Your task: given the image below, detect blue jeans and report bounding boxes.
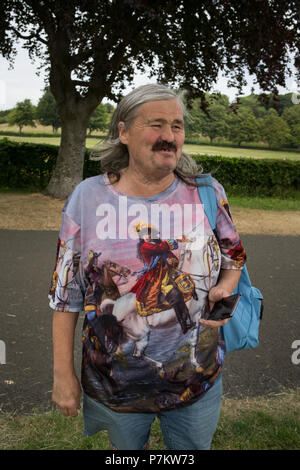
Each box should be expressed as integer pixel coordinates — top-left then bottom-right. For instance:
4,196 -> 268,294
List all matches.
82,374 -> 222,450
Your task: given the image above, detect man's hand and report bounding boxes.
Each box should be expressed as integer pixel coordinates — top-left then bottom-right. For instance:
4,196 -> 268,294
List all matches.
52,372 -> 82,417
199,269 -> 241,328
199,285 -> 231,329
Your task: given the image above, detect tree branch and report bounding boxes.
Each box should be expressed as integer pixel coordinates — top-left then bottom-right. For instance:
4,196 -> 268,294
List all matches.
73,80 -> 90,87
11,25 -> 48,45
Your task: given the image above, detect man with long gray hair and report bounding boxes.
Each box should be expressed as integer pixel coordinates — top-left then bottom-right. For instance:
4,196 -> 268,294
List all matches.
49,83 -> 246,450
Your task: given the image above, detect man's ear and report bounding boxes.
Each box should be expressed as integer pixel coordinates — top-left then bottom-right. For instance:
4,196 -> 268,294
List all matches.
118,121 -> 128,145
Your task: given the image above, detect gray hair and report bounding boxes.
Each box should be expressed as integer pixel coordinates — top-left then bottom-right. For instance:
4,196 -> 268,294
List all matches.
90,83 -> 204,185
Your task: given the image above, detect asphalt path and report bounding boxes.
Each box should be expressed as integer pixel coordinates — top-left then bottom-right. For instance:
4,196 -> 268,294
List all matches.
0,230 -> 299,414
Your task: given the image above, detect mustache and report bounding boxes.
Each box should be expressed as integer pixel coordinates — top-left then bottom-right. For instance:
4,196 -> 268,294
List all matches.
152,139 -> 177,153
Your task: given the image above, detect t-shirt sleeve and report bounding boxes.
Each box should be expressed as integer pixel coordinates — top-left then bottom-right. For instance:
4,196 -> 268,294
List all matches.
48,196 -> 86,312
212,177 -> 247,270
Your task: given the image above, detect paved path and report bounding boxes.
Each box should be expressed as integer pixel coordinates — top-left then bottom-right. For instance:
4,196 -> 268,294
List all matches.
0,230 -> 299,414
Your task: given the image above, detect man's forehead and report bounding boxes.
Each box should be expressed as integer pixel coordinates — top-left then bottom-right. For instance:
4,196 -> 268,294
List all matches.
137,99 -> 184,121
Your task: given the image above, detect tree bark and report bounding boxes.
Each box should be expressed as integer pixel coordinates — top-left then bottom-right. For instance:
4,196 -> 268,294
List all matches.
45,113 -> 89,199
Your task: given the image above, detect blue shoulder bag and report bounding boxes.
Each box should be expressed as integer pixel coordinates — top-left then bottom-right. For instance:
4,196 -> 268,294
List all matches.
196,175 -> 264,353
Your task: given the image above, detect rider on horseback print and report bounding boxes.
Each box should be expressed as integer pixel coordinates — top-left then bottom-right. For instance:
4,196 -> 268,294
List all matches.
130,222 -> 197,334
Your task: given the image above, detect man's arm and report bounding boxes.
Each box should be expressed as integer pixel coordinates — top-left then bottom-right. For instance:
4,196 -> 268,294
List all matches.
211,268 -> 242,297
52,310 -> 82,417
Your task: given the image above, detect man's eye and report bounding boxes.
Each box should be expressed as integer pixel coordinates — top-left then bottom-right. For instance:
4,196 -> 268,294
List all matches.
151,124 -> 161,128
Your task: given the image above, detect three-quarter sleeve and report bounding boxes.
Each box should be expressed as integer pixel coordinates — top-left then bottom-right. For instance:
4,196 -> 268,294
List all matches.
213,178 -> 247,270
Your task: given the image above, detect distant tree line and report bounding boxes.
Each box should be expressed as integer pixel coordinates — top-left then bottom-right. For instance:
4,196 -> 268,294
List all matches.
184,92 -> 300,148
0,88 -> 114,135
1,88 -> 299,149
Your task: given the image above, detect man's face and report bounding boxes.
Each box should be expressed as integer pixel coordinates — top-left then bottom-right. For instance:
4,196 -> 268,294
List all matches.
118,99 -> 185,175
142,233 -> 152,242
141,229 -> 159,242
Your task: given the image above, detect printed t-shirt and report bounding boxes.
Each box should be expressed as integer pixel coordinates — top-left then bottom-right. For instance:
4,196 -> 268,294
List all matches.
48,173 -> 246,413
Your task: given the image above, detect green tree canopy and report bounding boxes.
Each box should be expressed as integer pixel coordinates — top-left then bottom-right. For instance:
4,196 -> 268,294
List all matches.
0,109 -> 10,124
227,107 -> 261,146
7,99 -> 36,134
88,103 -> 109,135
185,94 -> 230,142
257,92 -> 296,115
1,1 -> 299,197
282,105 -> 300,147
237,95 -> 269,118
36,88 -> 61,133
259,109 -> 292,147
201,103 -> 229,143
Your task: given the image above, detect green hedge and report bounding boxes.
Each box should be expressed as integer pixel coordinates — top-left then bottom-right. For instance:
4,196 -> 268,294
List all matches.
194,155 -> 300,197
0,130 -> 102,139
0,139 -> 60,189
1,138 -> 300,197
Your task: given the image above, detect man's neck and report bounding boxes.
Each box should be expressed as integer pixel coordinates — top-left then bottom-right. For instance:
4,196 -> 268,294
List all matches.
109,167 -> 176,197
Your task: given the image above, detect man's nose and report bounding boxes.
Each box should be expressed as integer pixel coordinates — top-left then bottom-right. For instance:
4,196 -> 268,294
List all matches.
161,125 -> 175,142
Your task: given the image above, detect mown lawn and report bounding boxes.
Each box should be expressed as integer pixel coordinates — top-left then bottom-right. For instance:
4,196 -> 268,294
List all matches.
0,389 -> 299,450
184,144 -> 300,161
1,134 -> 300,161
227,195 -> 300,211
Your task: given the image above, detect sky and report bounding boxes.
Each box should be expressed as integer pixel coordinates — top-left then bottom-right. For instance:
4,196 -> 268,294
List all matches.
0,44 -> 299,111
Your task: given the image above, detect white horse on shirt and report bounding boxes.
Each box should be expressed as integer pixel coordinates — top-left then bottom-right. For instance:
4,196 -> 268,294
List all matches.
100,234 -> 220,372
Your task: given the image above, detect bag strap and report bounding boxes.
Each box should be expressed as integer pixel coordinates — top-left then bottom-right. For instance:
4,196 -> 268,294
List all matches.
196,174 -> 217,229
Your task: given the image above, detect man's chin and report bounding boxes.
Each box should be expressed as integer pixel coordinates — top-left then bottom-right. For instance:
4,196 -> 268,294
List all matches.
153,155 -> 178,172
154,164 -> 177,175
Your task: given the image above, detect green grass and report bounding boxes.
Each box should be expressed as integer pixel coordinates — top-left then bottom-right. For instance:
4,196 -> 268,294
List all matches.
0,186 -> 39,194
1,389 -> 299,450
1,134 -> 300,160
227,195 -> 300,211
1,188 -> 299,211
213,410 -> 300,450
0,135 -> 101,149
1,189 -> 300,211
184,144 -> 300,161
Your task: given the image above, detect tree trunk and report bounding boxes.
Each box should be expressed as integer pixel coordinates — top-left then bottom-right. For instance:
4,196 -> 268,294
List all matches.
45,114 -> 89,199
